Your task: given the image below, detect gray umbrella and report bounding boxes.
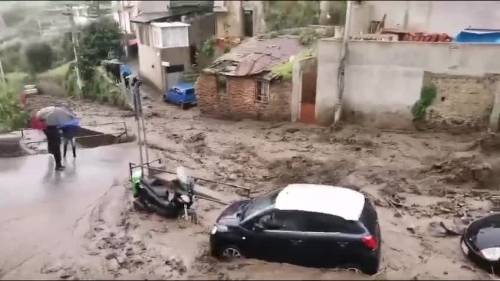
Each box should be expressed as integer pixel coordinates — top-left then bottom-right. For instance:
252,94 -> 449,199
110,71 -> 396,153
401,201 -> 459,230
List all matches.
36,106 -> 76,126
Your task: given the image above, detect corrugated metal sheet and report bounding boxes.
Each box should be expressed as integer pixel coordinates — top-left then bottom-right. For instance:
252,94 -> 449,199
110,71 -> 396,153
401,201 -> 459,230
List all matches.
207,37 -> 304,77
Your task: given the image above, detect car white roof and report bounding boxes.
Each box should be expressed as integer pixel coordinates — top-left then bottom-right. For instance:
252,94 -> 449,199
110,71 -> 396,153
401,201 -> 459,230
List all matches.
274,184 -> 366,221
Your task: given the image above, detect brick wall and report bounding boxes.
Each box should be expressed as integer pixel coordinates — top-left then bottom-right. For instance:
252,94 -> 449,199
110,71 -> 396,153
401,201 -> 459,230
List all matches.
197,73 -> 292,121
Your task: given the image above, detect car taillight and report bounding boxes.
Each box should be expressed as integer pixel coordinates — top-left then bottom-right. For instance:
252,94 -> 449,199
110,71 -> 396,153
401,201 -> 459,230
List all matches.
362,235 -> 378,250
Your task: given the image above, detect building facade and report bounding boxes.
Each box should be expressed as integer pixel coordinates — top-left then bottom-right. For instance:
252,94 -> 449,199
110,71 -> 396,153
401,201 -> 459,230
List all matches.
349,1 -> 500,37
130,2 -> 215,93
197,37 -> 304,121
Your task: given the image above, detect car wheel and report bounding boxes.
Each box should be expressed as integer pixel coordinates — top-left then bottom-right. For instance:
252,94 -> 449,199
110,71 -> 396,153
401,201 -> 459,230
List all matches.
220,245 -> 242,260
181,103 -> 186,110
360,259 -> 379,275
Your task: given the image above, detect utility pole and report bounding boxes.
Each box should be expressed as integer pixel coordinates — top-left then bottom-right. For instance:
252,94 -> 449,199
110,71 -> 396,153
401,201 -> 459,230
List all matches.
63,4 -> 83,91
0,59 -> 5,85
333,0 -> 352,126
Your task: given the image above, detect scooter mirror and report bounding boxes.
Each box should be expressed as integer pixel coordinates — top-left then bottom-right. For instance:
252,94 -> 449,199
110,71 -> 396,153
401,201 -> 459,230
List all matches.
176,166 -> 193,187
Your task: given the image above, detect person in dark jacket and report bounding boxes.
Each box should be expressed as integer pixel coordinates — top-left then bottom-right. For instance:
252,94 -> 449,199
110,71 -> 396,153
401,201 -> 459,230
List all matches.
35,106 -> 77,171
44,125 -> 64,170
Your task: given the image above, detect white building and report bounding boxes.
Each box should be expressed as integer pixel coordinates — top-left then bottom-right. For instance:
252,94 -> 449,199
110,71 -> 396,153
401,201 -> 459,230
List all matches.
350,1 -> 500,37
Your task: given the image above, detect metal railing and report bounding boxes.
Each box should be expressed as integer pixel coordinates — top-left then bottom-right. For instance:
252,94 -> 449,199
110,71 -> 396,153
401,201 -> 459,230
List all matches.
20,121 -> 129,145
129,159 -> 252,198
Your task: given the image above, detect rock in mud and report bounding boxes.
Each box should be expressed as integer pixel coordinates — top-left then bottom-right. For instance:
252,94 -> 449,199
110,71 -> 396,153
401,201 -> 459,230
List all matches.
285,128 -> 300,134
185,132 -> 206,143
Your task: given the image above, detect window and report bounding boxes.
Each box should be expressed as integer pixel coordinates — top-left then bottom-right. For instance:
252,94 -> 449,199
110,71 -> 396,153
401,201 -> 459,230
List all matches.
217,75 -> 227,95
252,210 -> 304,231
166,64 -> 185,73
302,212 -> 364,234
255,80 -> 269,103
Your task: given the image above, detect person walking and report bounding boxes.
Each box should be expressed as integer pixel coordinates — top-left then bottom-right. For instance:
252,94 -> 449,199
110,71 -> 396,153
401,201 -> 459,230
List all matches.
35,106 -> 77,171
60,119 -> 80,158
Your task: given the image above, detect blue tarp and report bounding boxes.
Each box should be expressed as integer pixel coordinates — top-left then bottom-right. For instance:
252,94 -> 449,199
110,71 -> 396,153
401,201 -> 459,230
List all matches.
455,28 -> 500,43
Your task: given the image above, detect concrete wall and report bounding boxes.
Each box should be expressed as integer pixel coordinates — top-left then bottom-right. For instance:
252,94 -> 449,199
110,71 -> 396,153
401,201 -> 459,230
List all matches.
316,39 -> 500,129
354,1 -> 500,36
161,47 -> 191,91
243,1 -> 266,35
139,44 -> 191,92
138,44 -> 164,91
137,1 -> 169,14
188,13 -> 216,48
197,73 -> 291,121
216,1 -> 244,38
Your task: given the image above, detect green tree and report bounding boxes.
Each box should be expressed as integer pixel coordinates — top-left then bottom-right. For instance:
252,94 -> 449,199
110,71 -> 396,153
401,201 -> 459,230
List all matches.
77,17 -> 123,81
265,1 -> 321,31
25,42 -> 54,74
0,84 -> 29,132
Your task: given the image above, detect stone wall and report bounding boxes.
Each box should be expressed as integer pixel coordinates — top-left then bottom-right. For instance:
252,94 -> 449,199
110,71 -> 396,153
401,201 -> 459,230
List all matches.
424,72 -> 496,131
197,73 -> 291,121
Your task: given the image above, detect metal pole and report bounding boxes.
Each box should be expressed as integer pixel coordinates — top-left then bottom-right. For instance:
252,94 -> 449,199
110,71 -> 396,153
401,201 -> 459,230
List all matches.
132,80 -> 144,174
65,5 -> 83,91
0,59 -> 5,85
333,0 -> 352,126
137,84 -> 150,166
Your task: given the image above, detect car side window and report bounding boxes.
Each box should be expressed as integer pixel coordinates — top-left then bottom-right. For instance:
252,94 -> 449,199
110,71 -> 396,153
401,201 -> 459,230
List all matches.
255,211 -> 283,230
303,212 -> 364,234
254,210 -> 306,232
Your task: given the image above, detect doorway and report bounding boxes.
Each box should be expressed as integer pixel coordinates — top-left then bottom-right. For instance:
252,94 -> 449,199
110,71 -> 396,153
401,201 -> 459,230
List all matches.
244,10 -> 253,37
299,66 -> 317,124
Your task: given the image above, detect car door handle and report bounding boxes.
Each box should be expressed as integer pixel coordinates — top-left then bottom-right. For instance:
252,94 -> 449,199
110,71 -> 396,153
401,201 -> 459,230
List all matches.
290,239 -> 303,245
337,241 -> 349,247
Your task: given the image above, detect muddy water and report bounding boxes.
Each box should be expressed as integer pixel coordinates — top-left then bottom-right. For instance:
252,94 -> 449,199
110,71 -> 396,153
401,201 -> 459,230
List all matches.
0,143 -> 138,279
8,88 -> 498,280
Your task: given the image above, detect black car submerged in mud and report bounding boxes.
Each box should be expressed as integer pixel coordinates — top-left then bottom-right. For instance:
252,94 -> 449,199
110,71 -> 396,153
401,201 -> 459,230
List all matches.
461,213 -> 500,275
210,184 -> 381,275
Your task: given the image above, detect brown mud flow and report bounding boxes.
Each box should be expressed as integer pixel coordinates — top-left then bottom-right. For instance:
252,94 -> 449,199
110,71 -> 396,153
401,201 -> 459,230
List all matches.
3,86 -> 499,279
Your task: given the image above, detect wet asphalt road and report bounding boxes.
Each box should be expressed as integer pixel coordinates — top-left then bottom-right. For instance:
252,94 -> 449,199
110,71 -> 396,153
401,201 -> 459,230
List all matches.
0,143 -> 138,279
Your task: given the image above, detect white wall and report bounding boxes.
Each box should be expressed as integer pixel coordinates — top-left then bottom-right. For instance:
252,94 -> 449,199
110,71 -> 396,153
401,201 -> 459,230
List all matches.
216,0 -> 244,38
137,1 -> 169,14
356,1 -> 500,36
316,39 -> 500,128
138,44 -> 163,91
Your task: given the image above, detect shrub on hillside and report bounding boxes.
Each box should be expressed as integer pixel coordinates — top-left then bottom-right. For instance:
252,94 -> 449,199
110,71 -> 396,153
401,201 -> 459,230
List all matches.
25,42 -> 54,74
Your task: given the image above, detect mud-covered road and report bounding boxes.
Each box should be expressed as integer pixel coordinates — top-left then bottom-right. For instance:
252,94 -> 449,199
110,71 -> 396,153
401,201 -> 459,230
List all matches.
3,87 -> 500,280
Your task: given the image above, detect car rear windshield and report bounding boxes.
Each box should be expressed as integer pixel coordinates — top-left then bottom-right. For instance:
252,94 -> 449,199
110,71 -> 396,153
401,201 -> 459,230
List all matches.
185,89 -> 194,95
359,199 -> 378,235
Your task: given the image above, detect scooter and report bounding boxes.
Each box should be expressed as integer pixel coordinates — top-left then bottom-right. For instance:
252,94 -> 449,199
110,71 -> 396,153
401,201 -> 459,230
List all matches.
131,166 -> 198,223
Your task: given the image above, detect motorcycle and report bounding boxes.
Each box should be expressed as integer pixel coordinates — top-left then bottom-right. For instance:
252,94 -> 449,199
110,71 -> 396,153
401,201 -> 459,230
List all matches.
131,166 -> 198,223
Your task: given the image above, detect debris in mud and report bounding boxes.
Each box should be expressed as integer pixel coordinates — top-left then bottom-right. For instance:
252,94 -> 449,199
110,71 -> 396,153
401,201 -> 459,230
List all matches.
427,221 -> 463,237
267,156 -> 354,186
164,258 -> 187,275
424,152 -> 493,187
285,128 -> 300,134
324,134 -> 378,148
185,132 -> 206,143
